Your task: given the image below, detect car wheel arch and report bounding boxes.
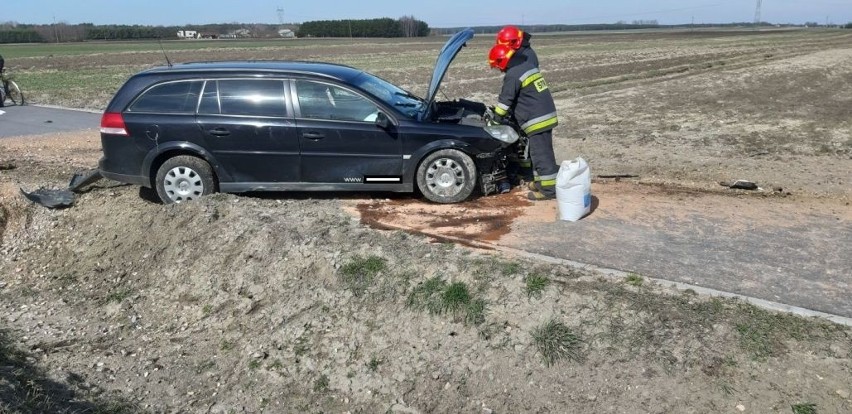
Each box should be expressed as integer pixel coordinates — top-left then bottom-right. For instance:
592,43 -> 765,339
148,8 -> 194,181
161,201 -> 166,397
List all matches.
143,143 -> 227,187
405,139 -> 480,181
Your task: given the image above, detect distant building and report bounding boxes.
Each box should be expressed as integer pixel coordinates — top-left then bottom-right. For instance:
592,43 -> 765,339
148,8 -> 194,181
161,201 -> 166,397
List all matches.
278,29 -> 295,38
233,28 -> 252,38
176,30 -> 198,39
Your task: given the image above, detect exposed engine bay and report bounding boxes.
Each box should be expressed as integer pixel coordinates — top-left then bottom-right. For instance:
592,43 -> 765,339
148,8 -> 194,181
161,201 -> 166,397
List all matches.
431,98 -> 489,126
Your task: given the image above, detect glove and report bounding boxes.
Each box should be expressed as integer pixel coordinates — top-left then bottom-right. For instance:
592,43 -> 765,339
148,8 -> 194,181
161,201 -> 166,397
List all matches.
485,106 -> 506,126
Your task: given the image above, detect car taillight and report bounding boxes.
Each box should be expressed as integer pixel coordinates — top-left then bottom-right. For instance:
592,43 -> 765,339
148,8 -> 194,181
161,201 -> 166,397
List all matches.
100,112 -> 129,136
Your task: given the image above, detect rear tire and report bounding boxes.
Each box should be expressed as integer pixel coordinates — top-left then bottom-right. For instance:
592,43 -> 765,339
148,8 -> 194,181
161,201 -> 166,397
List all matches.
416,149 -> 477,204
155,155 -> 216,204
6,81 -> 23,106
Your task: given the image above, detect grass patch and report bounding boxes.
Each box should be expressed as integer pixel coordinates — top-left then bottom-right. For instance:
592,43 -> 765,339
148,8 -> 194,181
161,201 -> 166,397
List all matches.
195,360 -> 216,374
407,276 -> 447,315
104,288 -> 133,304
313,374 -> 330,393
294,337 -> 310,357
730,304 -> 838,360
339,255 -> 387,296
499,260 -> 522,276
791,403 -> 817,414
581,277 -> 847,368
407,277 -> 486,325
532,319 -> 583,366
267,359 -> 283,371
525,274 -> 549,298
442,282 -> 472,313
625,273 -> 643,286
367,356 -> 383,372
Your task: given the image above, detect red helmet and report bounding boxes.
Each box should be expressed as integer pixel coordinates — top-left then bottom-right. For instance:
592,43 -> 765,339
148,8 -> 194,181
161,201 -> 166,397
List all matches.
488,44 -> 515,71
496,25 -> 524,50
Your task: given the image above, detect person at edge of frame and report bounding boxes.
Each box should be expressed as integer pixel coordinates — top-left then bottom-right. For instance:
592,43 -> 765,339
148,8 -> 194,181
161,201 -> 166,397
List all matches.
0,53 -> 5,107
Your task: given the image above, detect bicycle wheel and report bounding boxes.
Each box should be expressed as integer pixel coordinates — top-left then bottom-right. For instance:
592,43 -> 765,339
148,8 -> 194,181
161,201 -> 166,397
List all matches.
7,81 -> 24,106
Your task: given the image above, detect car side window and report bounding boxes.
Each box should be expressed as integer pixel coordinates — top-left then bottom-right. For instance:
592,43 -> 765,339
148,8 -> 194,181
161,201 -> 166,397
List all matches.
129,81 -> 203,113
295,80 -> 378,122
199,79 -> 288,117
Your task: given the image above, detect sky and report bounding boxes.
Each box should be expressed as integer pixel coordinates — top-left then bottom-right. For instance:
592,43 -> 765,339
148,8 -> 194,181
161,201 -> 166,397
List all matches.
5,0 -> 852,27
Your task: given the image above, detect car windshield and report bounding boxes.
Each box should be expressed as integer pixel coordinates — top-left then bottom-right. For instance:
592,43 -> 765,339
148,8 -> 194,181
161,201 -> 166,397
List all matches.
351,72 -> 424,118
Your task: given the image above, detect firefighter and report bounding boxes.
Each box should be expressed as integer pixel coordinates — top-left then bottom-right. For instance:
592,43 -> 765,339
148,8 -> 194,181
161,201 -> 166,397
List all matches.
496,26 -> 539,186
488,43 -> 559,201
496,25 -> 538,67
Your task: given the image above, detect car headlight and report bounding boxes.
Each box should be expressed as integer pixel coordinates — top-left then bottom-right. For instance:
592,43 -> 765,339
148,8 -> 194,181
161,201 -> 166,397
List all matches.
484,124 -> 519,144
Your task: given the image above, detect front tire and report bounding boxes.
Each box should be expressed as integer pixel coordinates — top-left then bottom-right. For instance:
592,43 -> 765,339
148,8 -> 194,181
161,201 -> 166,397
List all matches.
416,149 -> 477,204
155,155 -> 216,204
6,81 -> 23,106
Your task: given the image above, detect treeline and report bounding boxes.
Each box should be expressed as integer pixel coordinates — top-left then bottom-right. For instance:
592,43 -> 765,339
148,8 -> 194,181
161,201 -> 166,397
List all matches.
85,25 -> 176,40
0,22 -> 297,43
0,29 -> 44,43
297,17 -> 429,38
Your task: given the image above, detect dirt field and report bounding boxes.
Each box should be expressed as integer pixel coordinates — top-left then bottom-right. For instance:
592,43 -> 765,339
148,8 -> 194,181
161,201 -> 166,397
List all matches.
1,29 -> 851,413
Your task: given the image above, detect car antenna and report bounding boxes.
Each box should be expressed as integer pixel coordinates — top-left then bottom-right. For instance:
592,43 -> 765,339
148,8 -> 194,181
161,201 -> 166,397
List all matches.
157,37 -> 173,68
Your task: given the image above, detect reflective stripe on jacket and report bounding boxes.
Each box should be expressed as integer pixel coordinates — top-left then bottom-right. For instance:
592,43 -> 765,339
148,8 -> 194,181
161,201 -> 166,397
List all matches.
494,54 -> 558,135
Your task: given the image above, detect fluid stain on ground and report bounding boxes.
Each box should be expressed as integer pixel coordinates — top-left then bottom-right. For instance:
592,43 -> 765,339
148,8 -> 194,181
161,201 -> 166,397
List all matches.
355,192 -> 532,245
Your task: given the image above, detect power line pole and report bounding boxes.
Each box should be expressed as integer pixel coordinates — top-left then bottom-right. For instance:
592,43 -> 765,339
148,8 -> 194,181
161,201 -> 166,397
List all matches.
754,0 -> 763,29
52,15 -> 59,43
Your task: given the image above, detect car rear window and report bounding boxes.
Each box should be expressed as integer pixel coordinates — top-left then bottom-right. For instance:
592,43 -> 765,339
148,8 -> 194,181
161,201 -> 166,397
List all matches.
199,79 -> 288,118
129,81 -> 203,113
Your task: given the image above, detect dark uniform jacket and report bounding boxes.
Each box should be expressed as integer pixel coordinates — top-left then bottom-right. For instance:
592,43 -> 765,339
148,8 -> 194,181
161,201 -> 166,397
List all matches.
518,32 -> 539,67
493,53 -> 558,136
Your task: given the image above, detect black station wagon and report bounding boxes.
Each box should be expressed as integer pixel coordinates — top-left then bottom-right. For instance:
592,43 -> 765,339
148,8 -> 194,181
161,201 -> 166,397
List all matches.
98,29 -> 523,204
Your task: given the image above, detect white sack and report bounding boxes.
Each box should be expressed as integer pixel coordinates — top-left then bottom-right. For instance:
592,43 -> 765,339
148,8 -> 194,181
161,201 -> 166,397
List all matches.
555,157 -> 591,221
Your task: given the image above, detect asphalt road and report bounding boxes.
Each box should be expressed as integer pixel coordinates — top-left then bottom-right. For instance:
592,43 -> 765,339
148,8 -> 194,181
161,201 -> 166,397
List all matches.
0,105 -> 101,138
502,188 -> 852,320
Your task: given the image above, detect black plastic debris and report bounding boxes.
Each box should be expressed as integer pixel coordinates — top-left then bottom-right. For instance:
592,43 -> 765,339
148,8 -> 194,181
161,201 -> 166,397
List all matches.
68,169 -> 102,192
20,169 -> 103,209
720,180 -> 759,190
20,187 -> 76,209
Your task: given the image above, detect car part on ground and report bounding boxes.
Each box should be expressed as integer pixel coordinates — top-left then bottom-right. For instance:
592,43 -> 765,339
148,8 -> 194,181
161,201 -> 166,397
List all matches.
20,169 -> 103,209
19,187 -> 75,208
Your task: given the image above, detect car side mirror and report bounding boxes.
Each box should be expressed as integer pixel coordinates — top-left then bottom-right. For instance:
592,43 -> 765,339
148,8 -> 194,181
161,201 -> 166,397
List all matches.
375,112 -> 392,129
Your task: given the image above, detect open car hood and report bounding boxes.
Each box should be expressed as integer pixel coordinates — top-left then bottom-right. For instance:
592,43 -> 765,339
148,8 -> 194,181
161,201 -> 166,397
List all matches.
424,28 -> 474,108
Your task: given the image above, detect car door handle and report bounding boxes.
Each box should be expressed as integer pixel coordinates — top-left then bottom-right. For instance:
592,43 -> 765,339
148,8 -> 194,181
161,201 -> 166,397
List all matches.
208,128 -> 231,137
302,132 -> 325,140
